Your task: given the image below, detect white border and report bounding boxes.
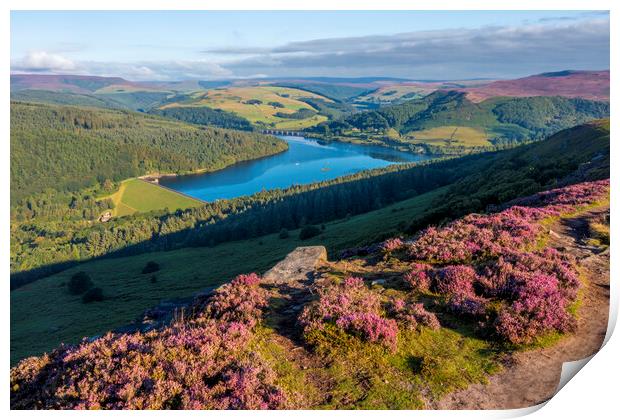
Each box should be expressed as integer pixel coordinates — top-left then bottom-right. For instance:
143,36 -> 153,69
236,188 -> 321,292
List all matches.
2,1 -> 616,418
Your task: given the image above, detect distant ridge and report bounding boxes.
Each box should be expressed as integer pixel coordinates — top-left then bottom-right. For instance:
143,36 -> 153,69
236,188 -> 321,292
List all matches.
458,70 -> 609,102
11,70 -> 610,103
10,74 -> 159,94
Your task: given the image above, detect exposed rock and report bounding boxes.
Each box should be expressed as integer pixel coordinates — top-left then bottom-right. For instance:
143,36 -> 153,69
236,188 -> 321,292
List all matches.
111,248 -> 326,336
263,246 -> 327,285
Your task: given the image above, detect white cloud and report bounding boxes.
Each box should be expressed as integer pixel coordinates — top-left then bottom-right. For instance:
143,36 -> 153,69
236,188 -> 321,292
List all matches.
10,16 -> 610,81
216,18 -> 610,79
11,54 -> 233,81
16,51 -> 76,72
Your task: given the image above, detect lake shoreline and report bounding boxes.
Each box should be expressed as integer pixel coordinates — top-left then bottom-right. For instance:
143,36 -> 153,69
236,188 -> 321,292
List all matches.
157,135 -> 435,203
139,139 -> 290,184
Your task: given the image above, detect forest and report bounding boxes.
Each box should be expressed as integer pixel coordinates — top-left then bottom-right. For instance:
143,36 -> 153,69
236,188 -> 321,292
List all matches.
10,119 -> 609,289
10,101 -> 287,203
150,106 -> 254,131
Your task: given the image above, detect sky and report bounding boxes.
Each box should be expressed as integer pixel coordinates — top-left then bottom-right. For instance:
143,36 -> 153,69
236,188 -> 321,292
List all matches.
10,10 -> 610,81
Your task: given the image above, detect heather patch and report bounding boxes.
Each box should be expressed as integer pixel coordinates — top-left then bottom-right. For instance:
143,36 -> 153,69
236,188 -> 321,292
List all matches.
494,273 -> 576,344
10,180 -> 609,409
10,273 -> 287,409
200,273 -> 268,328
380,237 -> 405,259
388,298 -> 441,331
298,277 -> 398,351
403,180 -> 608,344
403,263 -> 432,292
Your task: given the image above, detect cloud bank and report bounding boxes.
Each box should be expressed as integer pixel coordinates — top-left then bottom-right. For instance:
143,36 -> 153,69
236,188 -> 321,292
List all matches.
219,18 -> 610,79
11,55 -> 232,81
11,17 -> 609,81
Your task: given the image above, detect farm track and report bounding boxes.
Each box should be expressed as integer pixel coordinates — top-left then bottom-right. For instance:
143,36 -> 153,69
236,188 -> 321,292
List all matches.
434,207 -> 610,409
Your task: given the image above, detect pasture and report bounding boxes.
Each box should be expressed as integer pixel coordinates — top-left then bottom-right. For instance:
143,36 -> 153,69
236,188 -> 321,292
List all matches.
106,178 -> 203,217
405,126 -> 492,148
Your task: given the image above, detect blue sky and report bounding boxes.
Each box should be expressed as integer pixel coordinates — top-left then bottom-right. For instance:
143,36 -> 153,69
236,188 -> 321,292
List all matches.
10,10 -> 610,80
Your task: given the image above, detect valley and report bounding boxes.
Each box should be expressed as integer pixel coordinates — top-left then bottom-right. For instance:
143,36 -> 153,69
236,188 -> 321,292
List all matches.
9,65 -> 611,410
158,135 -> 431,202
10,118 -> 610,365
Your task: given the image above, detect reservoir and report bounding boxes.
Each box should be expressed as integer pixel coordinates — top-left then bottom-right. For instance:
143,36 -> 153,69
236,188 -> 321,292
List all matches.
159,136 -> 432,202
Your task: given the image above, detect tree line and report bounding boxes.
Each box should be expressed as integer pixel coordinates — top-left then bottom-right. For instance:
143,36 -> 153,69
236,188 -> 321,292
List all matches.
10,101 -> 287,203
11,120 -> 610,289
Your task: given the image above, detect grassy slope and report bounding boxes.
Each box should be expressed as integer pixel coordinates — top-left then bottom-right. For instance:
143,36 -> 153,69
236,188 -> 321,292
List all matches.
10,119 -> 610,363
11,187 -> 444,365
404,126 -> 492,148
11,87 -> 175,112
10,89 -> 129,110
355,85 -> 431,104
160,86 -> 330,129
330,92 -> 609,154
106,178 -> 203,217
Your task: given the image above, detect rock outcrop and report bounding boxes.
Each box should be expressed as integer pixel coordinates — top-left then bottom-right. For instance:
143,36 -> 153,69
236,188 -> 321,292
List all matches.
263,246 -> 327,285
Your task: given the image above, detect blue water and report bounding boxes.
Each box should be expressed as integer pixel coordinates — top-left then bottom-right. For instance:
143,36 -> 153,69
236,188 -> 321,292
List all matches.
159,136 -> 432,202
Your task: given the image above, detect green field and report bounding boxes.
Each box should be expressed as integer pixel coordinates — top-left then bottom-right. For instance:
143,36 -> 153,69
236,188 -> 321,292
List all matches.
11,187 -> 444,364
405,126 -> 492,148
106,178 -> 203,217
160,86 -> 330,129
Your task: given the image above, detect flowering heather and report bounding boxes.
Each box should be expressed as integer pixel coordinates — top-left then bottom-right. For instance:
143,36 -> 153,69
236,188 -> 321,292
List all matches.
402,180 -> 608,343
481,249 -> 579,301
336,313 -> 399,351
433,265 -> 478,296
495,274 -> 576,344
447,293 -> 488,318
408,211 -> 544,264
403,263 -> 432,292
407,180 -> 609,267
298,277 -> 399,351
381,237 -> 405,254
214,357 -> 287,410
506,179 -> 609,212
201,273 -> 268,328
389,299 -> 441,331
11,273 -> 287,410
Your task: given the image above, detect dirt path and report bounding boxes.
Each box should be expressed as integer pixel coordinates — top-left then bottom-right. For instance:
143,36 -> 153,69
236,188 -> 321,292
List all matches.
435,208 -> 610,409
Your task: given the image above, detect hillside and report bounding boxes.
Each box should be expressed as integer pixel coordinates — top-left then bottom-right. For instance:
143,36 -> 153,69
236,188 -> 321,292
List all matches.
11,74 -> 176,111
458,70 -> 610,102
310,91 -> 609,154
10,101 -> 287,203
352,80 -> 491,107
158,86 -> 333,130
10,178 -> 610,408
269,81 -> 376,102
10,119 -> 608,288
10,89 -> 130,109
11,74 -> 135,93
10,120 -> 609,363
